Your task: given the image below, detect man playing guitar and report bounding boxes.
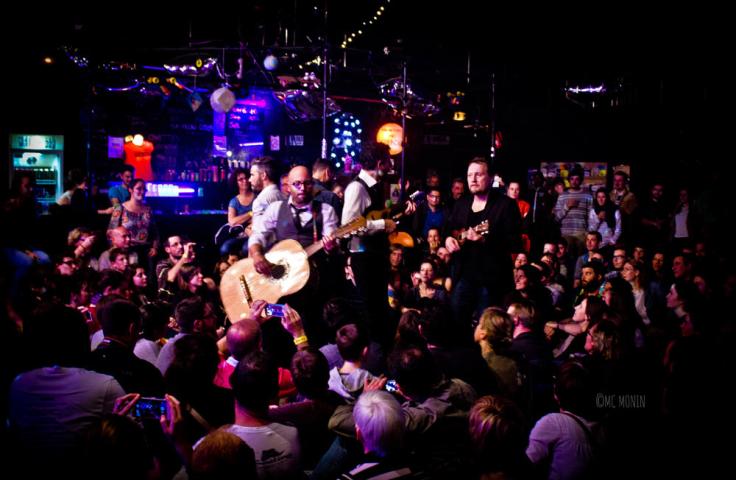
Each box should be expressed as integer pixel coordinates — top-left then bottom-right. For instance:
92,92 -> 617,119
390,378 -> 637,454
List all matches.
248,165 -> 338,275
244,165 -> 339,346
341,142 -> 415,345
445,157 -> 522,336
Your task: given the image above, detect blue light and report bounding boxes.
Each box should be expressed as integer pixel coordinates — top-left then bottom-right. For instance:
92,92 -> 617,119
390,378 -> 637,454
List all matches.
331,112 -> 363,166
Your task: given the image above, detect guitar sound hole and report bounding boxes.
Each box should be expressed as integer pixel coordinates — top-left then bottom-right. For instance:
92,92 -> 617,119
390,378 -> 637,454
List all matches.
271,264 -> 286,279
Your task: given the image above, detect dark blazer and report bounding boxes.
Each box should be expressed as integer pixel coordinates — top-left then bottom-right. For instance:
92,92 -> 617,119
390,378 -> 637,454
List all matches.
444,189 -> 523,281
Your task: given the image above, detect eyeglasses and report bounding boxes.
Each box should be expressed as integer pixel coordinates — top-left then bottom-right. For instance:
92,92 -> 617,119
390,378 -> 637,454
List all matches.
290,180 -> 313,189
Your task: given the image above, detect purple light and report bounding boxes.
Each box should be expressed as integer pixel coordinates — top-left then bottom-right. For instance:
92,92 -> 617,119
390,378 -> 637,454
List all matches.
565,85 -> 606,94
145,183 -> 197,197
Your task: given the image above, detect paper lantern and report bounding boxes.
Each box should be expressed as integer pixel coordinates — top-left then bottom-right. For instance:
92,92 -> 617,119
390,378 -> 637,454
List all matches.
376,122 -> 403,155
210,87 -> 236,113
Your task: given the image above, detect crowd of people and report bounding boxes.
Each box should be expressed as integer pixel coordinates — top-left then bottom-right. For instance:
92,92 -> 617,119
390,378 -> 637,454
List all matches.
2,147 -> 735,479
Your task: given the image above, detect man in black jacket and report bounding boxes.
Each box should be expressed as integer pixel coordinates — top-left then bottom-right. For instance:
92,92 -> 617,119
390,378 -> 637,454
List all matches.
444,158 -> 522,334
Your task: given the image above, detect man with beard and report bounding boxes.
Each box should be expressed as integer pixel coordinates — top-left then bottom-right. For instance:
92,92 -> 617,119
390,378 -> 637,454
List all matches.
342,142 -> 414,345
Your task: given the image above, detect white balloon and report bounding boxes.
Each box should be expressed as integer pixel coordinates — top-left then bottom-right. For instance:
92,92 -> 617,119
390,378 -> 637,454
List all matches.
210,87 -> 236,113
263,55 -> 278,71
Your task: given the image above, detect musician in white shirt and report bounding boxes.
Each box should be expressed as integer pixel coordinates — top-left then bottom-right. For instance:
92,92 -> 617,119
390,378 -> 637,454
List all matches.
249,166 -> 338,276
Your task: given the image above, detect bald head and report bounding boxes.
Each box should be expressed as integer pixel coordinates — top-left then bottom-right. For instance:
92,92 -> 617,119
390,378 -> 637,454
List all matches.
227,319 -> 262,360
288,165 -> 313,206
108,226 -> 131,248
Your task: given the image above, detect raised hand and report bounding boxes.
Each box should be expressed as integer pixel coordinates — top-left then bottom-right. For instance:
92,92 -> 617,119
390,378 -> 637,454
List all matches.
364,375 -> 388,392
280,304 -> 306,338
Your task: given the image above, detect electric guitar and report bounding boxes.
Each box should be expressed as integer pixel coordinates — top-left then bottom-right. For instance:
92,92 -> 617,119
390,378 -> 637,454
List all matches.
220,216 -> 367,321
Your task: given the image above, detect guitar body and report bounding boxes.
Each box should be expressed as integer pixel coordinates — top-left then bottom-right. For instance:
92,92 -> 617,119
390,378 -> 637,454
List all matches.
220,239 -> 310,321
451,220 -> 490,244
220,216 -> 367,321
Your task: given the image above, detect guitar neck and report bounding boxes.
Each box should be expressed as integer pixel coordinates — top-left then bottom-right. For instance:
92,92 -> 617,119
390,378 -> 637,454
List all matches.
303,220 -> 364,257
304,242 -> 324,257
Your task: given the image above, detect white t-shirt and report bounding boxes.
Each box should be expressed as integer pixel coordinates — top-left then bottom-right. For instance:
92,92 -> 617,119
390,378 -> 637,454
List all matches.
196,423 -> 301,479
134,338 -> 162,366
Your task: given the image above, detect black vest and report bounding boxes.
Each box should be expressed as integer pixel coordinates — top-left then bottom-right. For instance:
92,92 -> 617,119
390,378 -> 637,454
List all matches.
276,200 -> 324,248
354,176 -> 388,253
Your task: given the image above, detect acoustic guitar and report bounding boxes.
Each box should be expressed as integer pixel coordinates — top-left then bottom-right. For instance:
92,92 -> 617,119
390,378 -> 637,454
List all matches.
365,190 -> 424,221
452,219 -> 490,243
220,216 -> 367,321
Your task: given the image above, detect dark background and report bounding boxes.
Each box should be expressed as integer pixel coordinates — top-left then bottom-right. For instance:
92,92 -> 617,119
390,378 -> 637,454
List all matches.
2,2 -> 732,198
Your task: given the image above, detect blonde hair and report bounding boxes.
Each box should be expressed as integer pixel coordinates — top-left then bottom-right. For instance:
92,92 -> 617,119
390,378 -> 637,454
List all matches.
478,307 -> 514,348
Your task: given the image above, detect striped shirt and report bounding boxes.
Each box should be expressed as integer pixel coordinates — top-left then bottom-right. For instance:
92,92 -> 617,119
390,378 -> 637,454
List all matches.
554,189 -> 593,237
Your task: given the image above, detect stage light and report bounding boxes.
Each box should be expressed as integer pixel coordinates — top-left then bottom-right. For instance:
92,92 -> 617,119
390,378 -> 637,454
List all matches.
376,122 -> 403,155
331,113 -> 363,169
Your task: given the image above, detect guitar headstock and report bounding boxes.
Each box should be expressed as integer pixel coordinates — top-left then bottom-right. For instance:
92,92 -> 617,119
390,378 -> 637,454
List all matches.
475,220 -> 490,236
338,216 -> 368,237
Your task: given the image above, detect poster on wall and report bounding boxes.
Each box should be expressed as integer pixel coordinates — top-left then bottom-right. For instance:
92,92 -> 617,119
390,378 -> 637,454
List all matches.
538,162 -> 609,192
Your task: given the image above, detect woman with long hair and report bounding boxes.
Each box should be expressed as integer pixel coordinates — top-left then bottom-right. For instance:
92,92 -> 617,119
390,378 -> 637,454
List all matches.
621,259 -> 651,327
589,187 -> 621,251
219,168 -> 254,257
474,307 -> 520,397
403,259 -> 448,311
108,179 -> 158,269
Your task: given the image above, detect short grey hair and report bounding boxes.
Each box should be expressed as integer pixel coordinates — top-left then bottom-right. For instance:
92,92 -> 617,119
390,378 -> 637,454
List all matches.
353,390 -> 405,457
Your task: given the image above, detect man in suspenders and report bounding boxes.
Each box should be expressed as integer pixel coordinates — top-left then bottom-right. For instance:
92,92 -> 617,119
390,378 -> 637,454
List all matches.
342,143 -> 414,346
